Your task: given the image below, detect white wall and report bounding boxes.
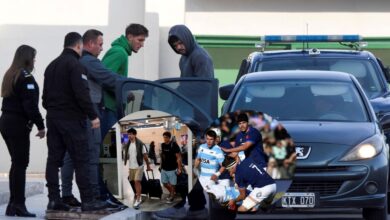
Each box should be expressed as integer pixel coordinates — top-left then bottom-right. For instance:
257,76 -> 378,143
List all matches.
146,0 -> 185,78
185,0 -> 390,36
0,0 -> 149,172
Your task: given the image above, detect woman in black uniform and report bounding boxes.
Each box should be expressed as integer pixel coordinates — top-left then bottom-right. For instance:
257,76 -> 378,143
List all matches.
0,45 -> 45,217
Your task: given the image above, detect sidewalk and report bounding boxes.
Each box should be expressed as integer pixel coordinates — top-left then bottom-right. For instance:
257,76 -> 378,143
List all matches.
0,175 -> 146,220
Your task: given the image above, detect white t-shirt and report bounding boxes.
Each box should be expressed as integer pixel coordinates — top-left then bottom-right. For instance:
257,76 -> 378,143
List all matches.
128,141 -> 147,169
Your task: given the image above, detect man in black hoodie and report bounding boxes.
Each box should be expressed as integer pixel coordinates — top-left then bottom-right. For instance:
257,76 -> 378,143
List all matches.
42,32 -> 107,212
168,25 -> 214,78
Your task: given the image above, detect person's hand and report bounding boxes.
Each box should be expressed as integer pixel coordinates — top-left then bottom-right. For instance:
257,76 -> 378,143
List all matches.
91,117 -> 100,129
36,129 -> 46,139
210,174 -> 218,182
177,167 -> 182,175
146,165 -> 152,171
228,200 -> 236,211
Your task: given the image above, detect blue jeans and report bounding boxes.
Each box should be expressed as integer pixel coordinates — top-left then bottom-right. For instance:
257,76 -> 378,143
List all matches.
100,108 -> 118,141
61,104 -> 102,197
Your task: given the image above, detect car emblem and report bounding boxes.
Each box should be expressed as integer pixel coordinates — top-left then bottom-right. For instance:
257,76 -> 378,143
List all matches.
295,146 -> 311,159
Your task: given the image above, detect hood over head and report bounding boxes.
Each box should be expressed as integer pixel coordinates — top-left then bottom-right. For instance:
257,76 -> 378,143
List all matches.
168,25 -> 196,56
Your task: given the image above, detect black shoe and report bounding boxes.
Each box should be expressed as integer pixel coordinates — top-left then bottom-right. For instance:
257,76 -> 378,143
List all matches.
5,203 -> 14,216
107,196 -> 123,205
6,203 -> 36,217
81,200 -> 109,212
62,196 -> 81,207
47,200 -> 71,211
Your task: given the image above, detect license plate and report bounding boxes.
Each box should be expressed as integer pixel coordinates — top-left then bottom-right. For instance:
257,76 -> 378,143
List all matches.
281,192 -> 315,208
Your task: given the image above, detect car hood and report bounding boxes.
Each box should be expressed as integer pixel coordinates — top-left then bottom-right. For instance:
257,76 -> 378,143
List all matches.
282,121 -> 376,145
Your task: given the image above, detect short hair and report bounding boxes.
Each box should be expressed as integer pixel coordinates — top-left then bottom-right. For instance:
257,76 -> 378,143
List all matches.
127,128 -> 137,135
237,113 -> 249,123
163,131 -> 171,138
125,23 -> 149,37
83,29 -> 103,44
206,130 -> 217,139
64,32 -> 82,48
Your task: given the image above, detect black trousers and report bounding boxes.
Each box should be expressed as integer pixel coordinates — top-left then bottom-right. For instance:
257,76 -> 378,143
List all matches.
45,118 -> 92,202
0,114 -> 31,205
174,179 -> 206,210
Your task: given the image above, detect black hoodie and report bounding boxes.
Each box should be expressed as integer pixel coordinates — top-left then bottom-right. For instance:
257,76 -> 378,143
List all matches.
168,25 -> 214,78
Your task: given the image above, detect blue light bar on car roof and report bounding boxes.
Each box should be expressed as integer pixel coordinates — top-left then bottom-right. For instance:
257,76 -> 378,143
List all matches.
263,35 -> 362,43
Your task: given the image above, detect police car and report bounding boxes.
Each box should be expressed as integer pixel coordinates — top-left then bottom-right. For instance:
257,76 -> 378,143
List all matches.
222,35 -> 390,140
218,35 -> 390,219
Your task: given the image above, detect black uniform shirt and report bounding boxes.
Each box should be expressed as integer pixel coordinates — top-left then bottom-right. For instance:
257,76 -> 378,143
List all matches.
42,48 -> 97,120
1,69 -> 45,130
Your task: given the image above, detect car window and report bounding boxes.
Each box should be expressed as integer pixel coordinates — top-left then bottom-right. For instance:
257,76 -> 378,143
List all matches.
231,80 -> 369,122
156,78 -> 219,120
117,80 -> 213,132
255,58 -> 384,99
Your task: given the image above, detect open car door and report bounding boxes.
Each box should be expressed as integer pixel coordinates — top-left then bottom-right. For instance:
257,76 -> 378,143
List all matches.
116,77 -> 218,133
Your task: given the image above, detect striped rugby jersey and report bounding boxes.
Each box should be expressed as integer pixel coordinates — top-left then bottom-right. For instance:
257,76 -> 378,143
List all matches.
196,143 -> 224,177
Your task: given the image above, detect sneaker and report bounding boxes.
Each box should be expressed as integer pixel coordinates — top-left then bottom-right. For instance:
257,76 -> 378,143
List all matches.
153,207 -> 187,219
186,208 -> 208,219
166,195 -> 175,204
133,198 -> 142,209
81,200 -> 109,212
62,195 -> 81,207
47,200 -> 71,211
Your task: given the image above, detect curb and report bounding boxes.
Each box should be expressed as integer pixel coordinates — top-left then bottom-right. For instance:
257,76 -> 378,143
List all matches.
0,181 -> 45,205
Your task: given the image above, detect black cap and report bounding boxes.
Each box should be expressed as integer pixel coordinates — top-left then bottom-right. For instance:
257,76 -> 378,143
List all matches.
237,113 -> 249,123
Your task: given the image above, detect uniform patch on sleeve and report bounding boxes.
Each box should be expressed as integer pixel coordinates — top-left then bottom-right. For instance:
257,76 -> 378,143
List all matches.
81,74 -> 88,80
27,84 -> 35,90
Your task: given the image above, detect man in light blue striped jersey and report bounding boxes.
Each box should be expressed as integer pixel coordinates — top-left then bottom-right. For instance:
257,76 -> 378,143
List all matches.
194,130 -> 225,189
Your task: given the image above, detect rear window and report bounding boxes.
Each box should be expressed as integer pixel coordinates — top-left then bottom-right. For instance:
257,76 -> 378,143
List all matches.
231,80 -> 369,122
254,58 -> 384,99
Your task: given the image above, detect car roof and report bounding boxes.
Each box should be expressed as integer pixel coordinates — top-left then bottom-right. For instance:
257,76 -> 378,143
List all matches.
243,70 -> 353,82
250,49 -> 375,60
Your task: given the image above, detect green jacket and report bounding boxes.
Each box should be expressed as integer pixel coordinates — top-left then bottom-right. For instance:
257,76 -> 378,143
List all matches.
102,35 -> 132,111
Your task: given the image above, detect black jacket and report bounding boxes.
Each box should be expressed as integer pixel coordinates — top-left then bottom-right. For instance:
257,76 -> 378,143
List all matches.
42,48 -> 97,120
1,69 -> 45,130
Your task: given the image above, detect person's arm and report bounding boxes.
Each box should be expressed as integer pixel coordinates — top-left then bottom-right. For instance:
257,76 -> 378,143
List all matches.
82,57 -> 124,91
211,148 -> 226,181
19,75 -> 45,136
194,158 -> 200,169
228,188 -> 246,210
176,153 -> 183,175
102,50 -> 127,75
69,62 -> 98,121
211,165 -> 225,182
142,144 -> 151,171
222,141 -> 253,153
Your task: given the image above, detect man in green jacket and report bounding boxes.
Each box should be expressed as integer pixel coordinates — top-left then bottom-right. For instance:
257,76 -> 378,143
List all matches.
101,23 -> 148,139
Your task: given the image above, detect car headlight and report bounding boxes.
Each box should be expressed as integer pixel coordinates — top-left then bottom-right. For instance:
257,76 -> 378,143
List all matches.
340,134 -> 384,161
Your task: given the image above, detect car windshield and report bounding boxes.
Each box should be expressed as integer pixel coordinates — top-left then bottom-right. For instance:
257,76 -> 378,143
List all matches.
255,58 -> 384,99
231,80 -> 369,122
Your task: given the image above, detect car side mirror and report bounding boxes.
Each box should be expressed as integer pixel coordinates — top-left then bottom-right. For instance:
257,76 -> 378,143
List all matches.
219,84 -> 235,100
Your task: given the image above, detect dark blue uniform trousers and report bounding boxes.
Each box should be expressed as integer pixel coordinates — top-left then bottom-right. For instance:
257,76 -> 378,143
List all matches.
45,118 -> 93,202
